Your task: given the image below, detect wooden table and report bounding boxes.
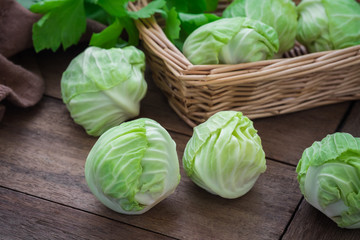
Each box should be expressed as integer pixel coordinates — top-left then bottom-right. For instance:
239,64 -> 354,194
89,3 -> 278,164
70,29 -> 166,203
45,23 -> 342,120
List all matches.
1,45 -> 359,240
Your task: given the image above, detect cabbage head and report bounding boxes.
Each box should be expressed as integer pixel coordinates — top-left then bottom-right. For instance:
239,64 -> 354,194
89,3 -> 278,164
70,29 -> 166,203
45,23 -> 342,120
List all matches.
296,0 -> 360,53
182,17 -> 279,64
85,118 -> 180,215
296,132 -> 360,229
61,46 -> 147,136
183,111 -> 266,199
223,0 -> 298,55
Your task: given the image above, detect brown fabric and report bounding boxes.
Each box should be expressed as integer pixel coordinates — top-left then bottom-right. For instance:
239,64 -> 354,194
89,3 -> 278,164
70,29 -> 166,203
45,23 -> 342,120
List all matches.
0,0 -> 105,121
0,0 -> 42,120
0,54 -> 44,108
0,0 -> 40,58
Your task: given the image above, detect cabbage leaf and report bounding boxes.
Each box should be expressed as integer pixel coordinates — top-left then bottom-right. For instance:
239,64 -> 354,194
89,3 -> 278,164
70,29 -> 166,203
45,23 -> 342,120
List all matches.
223,0 -> 298,55
61,46 -> 147,136
183,17 -> 279,64
296,132 -> 360,229
85,118 -> 180,214
296,0 -> 360,53
183,111 -> 266,199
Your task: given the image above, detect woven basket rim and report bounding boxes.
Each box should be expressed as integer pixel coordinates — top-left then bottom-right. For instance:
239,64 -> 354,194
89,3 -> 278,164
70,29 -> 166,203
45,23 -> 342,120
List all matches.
129,1 -> 360,76
129,0 -> 360,127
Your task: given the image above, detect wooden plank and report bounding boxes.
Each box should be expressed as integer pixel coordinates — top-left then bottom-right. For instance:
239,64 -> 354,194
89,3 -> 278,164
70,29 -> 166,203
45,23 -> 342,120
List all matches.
0,187 -> 173,239
254,102 -> 350,166
282,199 -> 360,240
0,97 -> 302,239
282,100 -> 360,239
341,101 -> 360,136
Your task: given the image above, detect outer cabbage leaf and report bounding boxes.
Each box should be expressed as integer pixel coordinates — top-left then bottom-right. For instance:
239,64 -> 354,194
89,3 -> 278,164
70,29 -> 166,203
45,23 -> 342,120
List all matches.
296,0 -> 360,53
296,132 -> 360,229
324,0 -> 360,49
183,111 -> 266,199
222,0 -> 297,55
85,118 -> 181,214
175,12 -> 221,50
182,17 -> 279,65
61,46 -> 147,136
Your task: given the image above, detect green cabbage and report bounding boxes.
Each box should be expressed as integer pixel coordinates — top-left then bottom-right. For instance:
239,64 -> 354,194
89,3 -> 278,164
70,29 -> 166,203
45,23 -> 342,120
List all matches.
223,0 -> 298,55
296,132 -> 360,228
85,118 -> 181,215
182,17 -> 279,64
183,111 -> 266,199
296,0 -> 360,53
61,46 -> 147,136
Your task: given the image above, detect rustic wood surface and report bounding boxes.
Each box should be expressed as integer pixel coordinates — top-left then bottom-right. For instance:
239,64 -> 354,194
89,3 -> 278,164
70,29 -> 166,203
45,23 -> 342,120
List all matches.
1,45 -> 359,239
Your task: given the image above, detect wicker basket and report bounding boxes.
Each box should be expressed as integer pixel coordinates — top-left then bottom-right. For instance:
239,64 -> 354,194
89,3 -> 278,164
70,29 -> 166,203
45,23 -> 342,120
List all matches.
129,1 -> 360,127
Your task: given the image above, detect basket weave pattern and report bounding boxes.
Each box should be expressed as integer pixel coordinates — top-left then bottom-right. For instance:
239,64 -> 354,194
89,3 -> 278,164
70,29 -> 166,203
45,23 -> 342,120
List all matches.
130,1 -> 360,127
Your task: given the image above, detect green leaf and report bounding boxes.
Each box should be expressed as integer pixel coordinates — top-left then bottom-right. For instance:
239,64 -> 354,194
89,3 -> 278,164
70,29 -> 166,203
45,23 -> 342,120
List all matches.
30,0 -> 69,13
97,0 -> 135,17
182,17 -> 279,64
179,12 -> 221,51
31,0 -> 87,52
223,0 -> 297,54
89,18 -> 124,49
324,0 -> 360,49
61,46 -> 147,136
121,17 -> 140,46
164,7 -> 181,42
204,0 -> 219,12
84,118 -> 180,214
182,111 -> 266,199
166,0 -> 218,14
84,1 -> 113,25
296,132 -> 360,229
127,0 -> 166,19
164,9 -> 220,51
165,0 -> 188,12
178,12 -> 220,37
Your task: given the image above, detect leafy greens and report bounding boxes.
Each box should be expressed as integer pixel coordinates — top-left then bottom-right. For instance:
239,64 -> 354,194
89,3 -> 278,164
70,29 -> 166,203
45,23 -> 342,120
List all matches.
27,0 -> 220,52
296,132 -> 360,229
29,0 -> 166,52
183,111 -> 266,199
182,17 -> 279,64
61,46 -> 147,136
85,118 -> 181,214
296,0 -> 360,53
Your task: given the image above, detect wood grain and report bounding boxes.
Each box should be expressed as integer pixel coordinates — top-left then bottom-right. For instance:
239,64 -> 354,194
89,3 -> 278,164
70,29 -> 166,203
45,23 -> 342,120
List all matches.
254,102 -> 350,166
0,187 -> 173,240
282,199 -> 360,240
341,101 -> 360,137
0,97 -> 302,239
